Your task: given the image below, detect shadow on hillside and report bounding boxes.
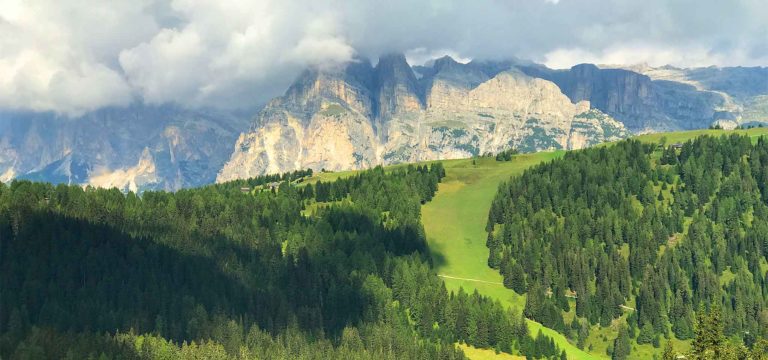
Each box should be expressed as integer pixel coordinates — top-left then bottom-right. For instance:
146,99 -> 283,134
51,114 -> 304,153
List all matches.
0,208 -> 373,353
0,210 -> 255,339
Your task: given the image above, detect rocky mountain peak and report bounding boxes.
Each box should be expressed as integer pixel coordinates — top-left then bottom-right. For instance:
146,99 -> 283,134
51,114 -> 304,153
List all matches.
424,56 -> 490,94
570,63 -> 601,76
7,52 -> 765,191
374,53 -> 424,119
432,55 -> 460,71
2,104 -> 249,191
281,58 -> 376,119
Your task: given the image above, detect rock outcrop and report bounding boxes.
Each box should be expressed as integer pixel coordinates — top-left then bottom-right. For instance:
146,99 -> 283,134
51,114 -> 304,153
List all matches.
217,55 -> 629,182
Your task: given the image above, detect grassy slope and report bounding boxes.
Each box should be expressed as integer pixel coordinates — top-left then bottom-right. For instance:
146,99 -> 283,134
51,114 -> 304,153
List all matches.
421,153 -> 600,360
421,128 -> 768,360
632,128 -> 768,144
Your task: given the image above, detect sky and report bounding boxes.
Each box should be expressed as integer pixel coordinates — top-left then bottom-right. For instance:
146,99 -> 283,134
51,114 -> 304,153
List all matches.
0,0 -> 766,116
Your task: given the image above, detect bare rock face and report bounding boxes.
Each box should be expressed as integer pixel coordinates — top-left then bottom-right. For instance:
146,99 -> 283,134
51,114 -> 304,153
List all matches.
375,53 -> 425,119
217,60 -> 380,182
518,63 -> 735,132
217,55 -> 630,181
0,105 -> 249,192
630,65 -> 768,125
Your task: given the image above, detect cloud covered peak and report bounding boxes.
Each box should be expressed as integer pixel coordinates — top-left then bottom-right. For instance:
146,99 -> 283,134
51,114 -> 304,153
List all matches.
0,0 -> 766,115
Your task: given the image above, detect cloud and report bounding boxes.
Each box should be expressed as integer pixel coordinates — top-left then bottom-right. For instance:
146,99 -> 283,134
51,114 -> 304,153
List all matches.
405,48 -> 472,66
118,0 -> 355,108
542,44 -> 735,69
0,0 -> 158,115
0,0 -> 766,114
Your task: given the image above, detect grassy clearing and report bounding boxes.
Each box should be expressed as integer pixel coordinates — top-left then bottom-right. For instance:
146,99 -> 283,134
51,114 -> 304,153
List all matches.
585,319 -> 692,360
457,343 -> 526,360
420,153 -> 602,360
423,154 -> 562,281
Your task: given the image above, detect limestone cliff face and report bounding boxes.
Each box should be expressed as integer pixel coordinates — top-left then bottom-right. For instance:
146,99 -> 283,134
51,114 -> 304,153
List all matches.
217,60 -> 380,182
375,54 -> 424,119
0,105 -> 249,191
217,55 -> 629,181
519,63 -> 731,132
630,65 -> 768,125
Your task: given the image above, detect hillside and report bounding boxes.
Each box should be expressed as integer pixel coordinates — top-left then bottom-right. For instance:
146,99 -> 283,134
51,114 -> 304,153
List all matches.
484,129 -> 768,359
1,159 -> 573,359
291,128 -> 768,359
3,128 -> 767,360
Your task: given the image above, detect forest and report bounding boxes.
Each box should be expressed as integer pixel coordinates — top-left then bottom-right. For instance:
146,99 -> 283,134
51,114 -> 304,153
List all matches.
0,163 -> 566,359
487,135 -> 768,359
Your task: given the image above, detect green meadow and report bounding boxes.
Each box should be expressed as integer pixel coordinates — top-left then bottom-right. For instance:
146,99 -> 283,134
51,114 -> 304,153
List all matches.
421,153 -> 602,360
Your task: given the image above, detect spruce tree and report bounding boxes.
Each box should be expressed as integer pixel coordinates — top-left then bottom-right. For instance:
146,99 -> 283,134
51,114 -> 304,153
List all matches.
662,341 -> 675,360
611,325 -> 631,360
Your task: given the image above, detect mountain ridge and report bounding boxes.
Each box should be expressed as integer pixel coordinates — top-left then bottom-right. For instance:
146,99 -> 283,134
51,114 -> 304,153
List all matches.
2,54 -> 768,189
216,54 -> 631,182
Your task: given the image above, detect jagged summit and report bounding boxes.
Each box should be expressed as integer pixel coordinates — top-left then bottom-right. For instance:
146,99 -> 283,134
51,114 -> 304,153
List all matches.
374,53 -> 425,118
216,53 -> 630,182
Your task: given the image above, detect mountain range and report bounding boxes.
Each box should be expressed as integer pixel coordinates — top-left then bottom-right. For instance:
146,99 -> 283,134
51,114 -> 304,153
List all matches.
0,105 -> 249,192
1,53 -> 767,190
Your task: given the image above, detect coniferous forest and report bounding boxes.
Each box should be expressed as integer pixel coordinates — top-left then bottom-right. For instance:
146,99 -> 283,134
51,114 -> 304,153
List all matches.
487,135 -> 768,359
0,164 -> 566,359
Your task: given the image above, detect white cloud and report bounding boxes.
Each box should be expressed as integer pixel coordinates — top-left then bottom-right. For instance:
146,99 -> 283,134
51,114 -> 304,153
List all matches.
0,0 -> 157,115
0,0 -> 766,114
543,45 -> 714,69
544,43 -> 768,70
284,18 -> 355,67
118,0 -> 355,108
405,48 -> 472,66
119,28 -> 207,104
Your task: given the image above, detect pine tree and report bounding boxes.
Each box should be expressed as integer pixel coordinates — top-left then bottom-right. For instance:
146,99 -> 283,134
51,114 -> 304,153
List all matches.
508,262 -> 527,294
691,306 -> 725,359
692,305 -> 708,356
637,323 -> 655,344
611,325 -> 631,360
577,321 -> 589,350
662,341 -> 675,360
